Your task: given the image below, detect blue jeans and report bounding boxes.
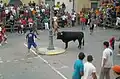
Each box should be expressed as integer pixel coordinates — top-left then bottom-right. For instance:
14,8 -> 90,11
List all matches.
81,22 -> 85,30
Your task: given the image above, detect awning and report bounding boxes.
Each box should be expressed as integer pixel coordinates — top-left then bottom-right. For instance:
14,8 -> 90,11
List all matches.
8,0 -> 23,6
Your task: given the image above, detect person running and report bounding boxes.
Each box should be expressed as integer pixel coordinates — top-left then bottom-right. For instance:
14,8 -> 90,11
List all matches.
99,41 -> 113,79
112,65 -> 120,79
83,55 -> 97,79
26,30 -> 40,55
72,52 -> 85,79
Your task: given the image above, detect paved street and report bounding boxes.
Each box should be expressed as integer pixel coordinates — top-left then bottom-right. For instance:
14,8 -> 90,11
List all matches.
0,26 -> 120,79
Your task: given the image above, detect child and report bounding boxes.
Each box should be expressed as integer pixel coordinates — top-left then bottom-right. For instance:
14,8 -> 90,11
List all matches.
112,65 -> 120,79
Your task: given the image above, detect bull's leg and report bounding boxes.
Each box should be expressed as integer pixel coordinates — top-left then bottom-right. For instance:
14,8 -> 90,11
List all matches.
78,40 -> 82,49
65,42 -> 68,49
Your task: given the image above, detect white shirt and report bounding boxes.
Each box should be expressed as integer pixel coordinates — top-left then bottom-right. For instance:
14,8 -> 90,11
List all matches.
83,62 -> 96,79
5,9 -> 9,14
0,27 -> 2,32
101,48 -> 113,68
71,14 -> 76,21
53,16 -> 57,21
0,3 -> 4,8
12,9 -> 16,15
62,15 -> 66,20
41,9 -> 45,12
10,6 -> 14,11
30,8 -> 34,11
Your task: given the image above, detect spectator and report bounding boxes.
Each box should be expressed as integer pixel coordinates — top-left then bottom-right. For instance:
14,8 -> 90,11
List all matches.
109,37 -> 115,50
71,13 -> 76,27
99,41 -> 113,79
112,65 -> 120,79
0,31 -> 3,46
28,17 -> 34,30
1,24 -> 7,44
83,55 -> 97,79
43,16 -> 49,30
72,52 -> 85,79
119,44 -> 120,54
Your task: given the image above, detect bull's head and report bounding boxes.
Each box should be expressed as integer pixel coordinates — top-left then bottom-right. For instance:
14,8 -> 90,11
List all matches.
57,32 -> 63,39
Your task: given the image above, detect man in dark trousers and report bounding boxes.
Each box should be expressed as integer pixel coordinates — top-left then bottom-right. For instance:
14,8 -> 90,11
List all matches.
26,30 -> 40,55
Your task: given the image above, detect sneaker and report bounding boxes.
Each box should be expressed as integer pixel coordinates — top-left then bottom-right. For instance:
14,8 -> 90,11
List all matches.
0,44 -> 1,46
4,41 -> 8,44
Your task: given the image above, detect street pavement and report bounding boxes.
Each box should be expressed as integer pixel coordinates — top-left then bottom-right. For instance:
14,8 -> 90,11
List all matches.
0,26 -> 120,79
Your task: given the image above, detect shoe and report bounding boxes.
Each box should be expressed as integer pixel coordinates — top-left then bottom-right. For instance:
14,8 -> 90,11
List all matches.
0,44 -> 1,46
4,41 -> 8,44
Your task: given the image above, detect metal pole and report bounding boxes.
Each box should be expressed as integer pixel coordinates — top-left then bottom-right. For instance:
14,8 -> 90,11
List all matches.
47,0 -> 55,50
73,0 -> 75,12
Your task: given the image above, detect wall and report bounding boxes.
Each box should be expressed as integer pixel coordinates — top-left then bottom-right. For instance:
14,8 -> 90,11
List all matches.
55,0 -> 73,13
75,0 -> 91,12
1,0 -> 43,5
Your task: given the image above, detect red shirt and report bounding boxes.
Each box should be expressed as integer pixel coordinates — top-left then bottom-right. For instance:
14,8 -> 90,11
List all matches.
2,28 -> 6,35
109,37 -> 115,47
0,32 -> 3,41
21,19 -> 27,25
81,18 -> 86,23
28,18 -> 33,23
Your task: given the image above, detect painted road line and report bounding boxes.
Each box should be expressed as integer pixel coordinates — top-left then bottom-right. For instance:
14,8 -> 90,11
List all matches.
21,58 -> 25,61
0,57 -> 3,63
56,66 -> 69,70
6,60 -> 11,63
24,43 -> 68,79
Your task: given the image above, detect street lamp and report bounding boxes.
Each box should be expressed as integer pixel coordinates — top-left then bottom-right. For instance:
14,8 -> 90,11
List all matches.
73,0 -> 75,12
47,0 -> 55,50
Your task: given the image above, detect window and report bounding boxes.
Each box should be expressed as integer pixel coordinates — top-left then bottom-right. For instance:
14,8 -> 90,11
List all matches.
91,2 -> 98,9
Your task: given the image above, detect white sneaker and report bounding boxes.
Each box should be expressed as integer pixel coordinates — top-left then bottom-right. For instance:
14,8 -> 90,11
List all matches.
4,41 -> 8,44
0,44 -> 2,46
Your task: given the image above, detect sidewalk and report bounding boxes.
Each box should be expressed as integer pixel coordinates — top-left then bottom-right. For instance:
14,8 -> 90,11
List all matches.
38,47 -> 66,55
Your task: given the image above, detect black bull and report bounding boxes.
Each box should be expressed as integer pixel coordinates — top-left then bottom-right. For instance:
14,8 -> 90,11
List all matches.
57,31 -> 84,49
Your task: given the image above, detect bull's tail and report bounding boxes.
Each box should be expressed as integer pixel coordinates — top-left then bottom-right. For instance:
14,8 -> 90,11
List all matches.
82,38 -> 84,46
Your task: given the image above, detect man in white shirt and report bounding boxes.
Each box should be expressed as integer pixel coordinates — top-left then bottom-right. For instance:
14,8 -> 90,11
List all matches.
116,17 -> 120,26
0,26 -> 2,32
71,13 -> 76,26
0,1 -> 4,8
84,55 -> 97,79
61,14 -> 66,27
99,41 -> 113,79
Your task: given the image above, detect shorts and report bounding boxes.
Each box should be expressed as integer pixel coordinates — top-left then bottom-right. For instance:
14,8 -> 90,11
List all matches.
28,43 -> 37,49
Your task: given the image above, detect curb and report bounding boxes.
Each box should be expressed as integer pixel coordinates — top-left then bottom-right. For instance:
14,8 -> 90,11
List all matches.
117,54 -> 120,56
38,47 -> 66,56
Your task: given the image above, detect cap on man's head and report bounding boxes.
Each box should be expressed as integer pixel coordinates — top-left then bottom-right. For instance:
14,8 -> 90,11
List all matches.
112,65 -> 120,74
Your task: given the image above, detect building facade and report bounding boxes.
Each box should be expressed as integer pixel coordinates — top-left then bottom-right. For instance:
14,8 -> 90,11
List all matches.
2,0 -> 100,12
